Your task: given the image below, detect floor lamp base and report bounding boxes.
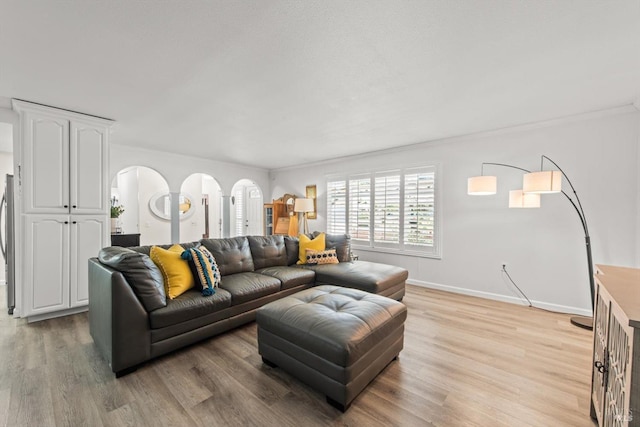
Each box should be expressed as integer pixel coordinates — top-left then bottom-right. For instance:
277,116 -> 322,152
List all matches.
570,315 -> 593,330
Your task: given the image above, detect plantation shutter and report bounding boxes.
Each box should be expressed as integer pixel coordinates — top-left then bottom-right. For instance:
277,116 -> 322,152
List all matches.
404,167 -> 436,247
327,179 -> 347,234
373,172 -> 401,245
348,175 -> 371,241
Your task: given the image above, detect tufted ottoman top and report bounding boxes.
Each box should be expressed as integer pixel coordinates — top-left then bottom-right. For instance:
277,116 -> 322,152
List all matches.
257,285 -> 407,367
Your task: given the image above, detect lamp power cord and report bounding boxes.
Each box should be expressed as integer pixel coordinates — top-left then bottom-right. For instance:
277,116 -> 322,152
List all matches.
501,264 -> 533,307
501,265 -> 561,314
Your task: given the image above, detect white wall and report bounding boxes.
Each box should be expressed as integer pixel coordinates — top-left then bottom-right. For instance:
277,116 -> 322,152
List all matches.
269,107 -> 640,314
137,167 -> 171,245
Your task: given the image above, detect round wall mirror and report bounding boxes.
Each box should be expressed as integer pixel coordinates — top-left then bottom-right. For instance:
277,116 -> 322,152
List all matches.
149,192 -> 196,220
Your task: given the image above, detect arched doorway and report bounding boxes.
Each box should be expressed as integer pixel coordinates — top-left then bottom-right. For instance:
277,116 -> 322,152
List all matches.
230,179 -> 263,236
180,173 -> 223,242
111,166 -> 170,246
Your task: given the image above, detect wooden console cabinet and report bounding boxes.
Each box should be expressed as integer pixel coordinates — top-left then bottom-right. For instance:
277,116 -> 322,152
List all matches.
591,265 -> 640,426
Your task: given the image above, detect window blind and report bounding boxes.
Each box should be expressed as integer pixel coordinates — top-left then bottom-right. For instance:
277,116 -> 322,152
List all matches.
327,180 -> 346,234
404,169 -> 435,247
348,176 -> 370,241
373,173 -> 400,244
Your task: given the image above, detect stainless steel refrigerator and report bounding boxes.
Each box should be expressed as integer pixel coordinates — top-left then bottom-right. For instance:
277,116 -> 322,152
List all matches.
1,174 -> 15,315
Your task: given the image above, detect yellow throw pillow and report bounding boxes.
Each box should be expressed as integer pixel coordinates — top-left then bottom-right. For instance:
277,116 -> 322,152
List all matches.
298,233 -> 325,264
150,245 -> 194,299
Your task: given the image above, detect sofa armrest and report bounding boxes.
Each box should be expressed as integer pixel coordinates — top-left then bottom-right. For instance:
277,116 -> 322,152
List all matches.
89,258 -> 151,376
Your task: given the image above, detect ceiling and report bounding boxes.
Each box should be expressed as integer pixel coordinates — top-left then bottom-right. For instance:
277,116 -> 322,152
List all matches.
1,1 -> 639,170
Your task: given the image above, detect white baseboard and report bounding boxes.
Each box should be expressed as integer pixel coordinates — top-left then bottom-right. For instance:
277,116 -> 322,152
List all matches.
406,279 -> 592,317
26,306 -> 88,323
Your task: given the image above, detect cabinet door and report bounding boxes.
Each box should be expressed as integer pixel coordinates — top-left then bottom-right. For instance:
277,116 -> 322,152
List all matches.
603,302 -> 633,426
22,112 -> 70,213
22,215 -> 70,316
592,284 -> 611,424
69,215 -> 107,308
70,120 -> 109,214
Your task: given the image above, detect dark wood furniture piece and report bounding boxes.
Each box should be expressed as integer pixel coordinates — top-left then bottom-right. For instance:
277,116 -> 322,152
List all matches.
590,264 -> 640,426
110,233 -> 141,247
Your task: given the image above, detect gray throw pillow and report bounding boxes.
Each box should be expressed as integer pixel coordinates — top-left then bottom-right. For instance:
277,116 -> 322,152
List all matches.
313,232 -> 352,262
98,246 -> 167,312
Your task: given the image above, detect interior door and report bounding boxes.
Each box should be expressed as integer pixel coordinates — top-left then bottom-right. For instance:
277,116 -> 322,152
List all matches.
245,186 -> 262,235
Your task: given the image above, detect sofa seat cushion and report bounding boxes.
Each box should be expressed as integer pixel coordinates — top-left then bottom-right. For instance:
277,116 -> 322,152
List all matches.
303,261 -> 408,295
220,272 -> 282,305
149,288 -> 232,329
256,266 -> 315,290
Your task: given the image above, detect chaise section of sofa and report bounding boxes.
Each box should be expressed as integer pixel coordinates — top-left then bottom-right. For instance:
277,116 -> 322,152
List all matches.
89,233 -> 407,377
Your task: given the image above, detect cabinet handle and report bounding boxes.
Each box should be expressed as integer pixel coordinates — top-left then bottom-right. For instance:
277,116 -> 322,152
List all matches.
594,361 -> 607,374
64,205 -> 69,208
72,205 -> 77,209
595,348 -> 610,387
72,221 -> 77,224
64,221 -> 69,224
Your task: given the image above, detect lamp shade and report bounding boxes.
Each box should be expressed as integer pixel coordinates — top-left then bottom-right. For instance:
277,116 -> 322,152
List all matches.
523,170 -> 561,194
294,198 -> 314,213
508,190 -> 541,208
467,176 -> 497,195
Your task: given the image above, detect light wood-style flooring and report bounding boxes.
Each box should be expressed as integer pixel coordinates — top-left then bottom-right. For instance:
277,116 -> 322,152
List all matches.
0,285 -> 597,426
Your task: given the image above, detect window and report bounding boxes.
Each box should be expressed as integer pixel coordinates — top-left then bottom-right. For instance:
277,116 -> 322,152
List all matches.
327,165 -> 439,257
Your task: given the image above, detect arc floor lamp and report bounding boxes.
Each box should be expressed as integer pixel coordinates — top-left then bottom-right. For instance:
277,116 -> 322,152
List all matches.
467,155 -> 594,330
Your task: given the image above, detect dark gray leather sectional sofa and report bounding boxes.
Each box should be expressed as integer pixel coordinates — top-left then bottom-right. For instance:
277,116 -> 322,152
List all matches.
88,233 -> 408,377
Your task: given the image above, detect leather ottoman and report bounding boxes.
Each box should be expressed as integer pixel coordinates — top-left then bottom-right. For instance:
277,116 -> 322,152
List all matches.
256,285 -> 407,411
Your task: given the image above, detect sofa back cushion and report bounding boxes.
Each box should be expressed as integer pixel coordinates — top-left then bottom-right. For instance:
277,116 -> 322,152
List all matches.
284,236 -> 300,266
130,241 -> 200,256
313,232 -> 352,262
98,246 -> 167,312
248,235 -> 288,270
199,237 -> 255,276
